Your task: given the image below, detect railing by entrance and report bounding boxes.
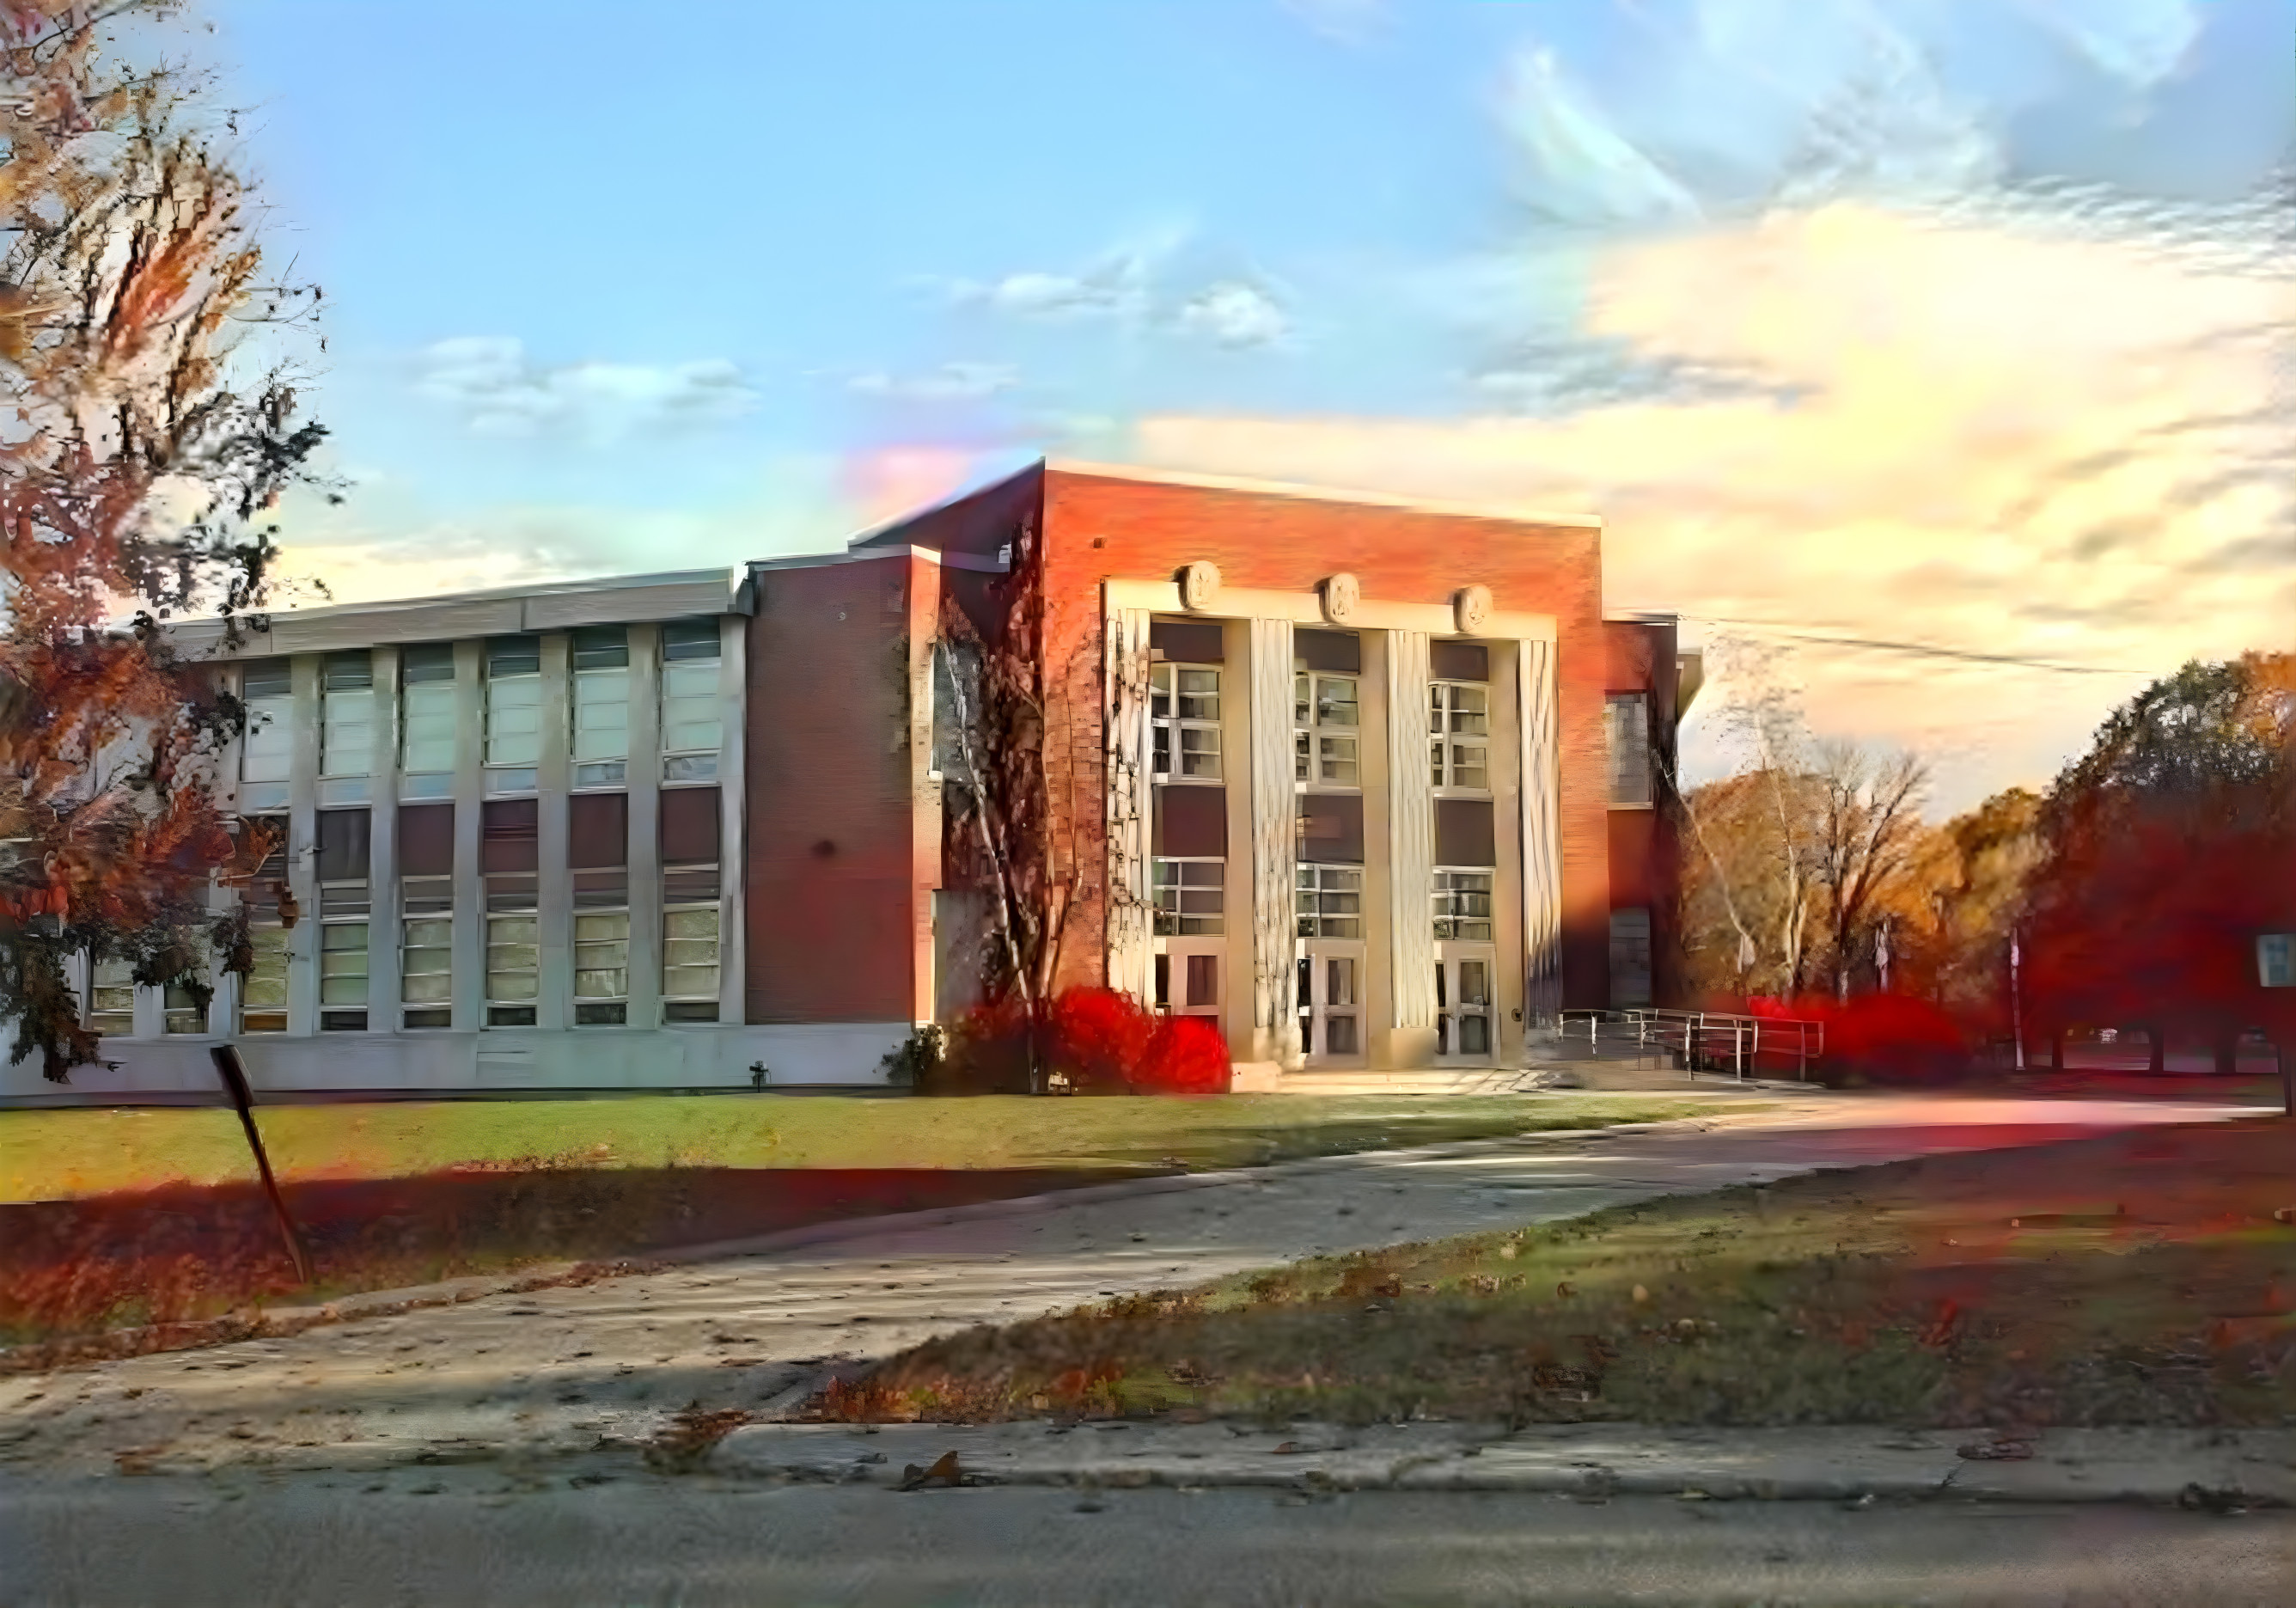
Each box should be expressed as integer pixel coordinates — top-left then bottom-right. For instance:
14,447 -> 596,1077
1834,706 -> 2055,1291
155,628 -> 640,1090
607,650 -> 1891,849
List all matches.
1556,1008 -> 1829,1082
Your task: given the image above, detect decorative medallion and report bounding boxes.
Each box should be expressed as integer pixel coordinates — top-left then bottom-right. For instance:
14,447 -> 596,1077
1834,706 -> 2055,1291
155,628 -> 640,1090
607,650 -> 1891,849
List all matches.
1178,559 -> 1223,613
1320,572 -> 1361,625
1454,584 -> 1493,636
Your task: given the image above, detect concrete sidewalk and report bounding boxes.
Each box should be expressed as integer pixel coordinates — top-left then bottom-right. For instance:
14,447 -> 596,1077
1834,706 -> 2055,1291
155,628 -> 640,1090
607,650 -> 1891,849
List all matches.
717,1418 -> 2296,1508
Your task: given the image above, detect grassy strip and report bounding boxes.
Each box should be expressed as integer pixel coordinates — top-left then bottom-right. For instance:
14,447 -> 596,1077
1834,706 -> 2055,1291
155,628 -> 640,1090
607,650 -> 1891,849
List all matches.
814,1118 -> 2296,1430
0,1094 -> 1731,1203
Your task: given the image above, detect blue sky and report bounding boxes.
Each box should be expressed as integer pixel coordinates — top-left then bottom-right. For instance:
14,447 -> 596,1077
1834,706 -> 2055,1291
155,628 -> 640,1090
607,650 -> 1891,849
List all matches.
205,0 -> 2293,809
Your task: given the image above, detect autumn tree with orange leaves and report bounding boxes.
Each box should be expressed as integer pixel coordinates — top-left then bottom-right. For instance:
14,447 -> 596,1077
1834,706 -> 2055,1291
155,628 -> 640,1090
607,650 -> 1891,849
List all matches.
1,1 -> 330,1079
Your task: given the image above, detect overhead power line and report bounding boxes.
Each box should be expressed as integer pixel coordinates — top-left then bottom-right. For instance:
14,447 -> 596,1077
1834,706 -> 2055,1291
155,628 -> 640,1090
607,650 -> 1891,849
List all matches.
1676,615 -> 2162,676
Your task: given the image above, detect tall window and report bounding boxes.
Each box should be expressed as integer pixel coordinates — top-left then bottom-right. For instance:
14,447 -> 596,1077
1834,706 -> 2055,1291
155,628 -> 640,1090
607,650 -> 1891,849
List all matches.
316,809 -> 370,1031
1295,672 -> 1359,786
1609,908 -> 1654,1008
238,660 -> 292,812
1430,682 -> 1490,792
164,977 -> 207,1035
1606,693 -> 1653,807
1151,858 -> 1224,936
240,819 -> 289,1033
86,956 -> 136,1037
1432,869 -> 1494,941
1295,864 -> 1364,939
482,798 -> 539,1026
1150,663 -> 1221,781
485,635 -> 542,795
240,925 -> 289,1034
571,792 -> 630,1025
320,651 -> 376,804
400,644 -> 457,800
660,786 -> 720,1022
659,620 -> 723,784
398,801 -> 455,1030
571,627 -> 631,789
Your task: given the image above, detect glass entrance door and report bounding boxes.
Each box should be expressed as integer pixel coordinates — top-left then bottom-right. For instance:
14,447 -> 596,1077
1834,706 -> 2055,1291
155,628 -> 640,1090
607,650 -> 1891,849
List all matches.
1297,945 -> 1365,1063
1435,947 -> 1495,1062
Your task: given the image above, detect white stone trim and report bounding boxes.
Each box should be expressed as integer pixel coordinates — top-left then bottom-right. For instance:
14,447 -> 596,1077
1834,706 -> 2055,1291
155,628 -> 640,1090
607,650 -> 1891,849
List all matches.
1517,636 -> 1563,1030
1102,578 -> 1554,642
1103,601 -> 1154,1005
1385,629 -> 1436,1032
1247,617 -> 1301,1067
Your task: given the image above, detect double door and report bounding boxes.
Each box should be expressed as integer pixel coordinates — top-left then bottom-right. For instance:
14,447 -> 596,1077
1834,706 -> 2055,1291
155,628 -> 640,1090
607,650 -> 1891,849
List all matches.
1297,943 -> 1365,1063
1435,945 -> 1495,1062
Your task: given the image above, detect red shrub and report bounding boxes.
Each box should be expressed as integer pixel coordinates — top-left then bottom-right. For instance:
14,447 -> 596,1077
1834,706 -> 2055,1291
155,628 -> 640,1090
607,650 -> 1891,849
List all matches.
1135,1014 -> 1232,1094
1048,987 -> 1160,1093
1747,993 -> 1969,1084
925,987 -> 1232,1095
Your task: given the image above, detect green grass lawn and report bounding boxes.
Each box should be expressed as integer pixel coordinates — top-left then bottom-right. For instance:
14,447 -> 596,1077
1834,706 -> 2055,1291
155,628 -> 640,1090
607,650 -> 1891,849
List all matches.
0,1092 -> 1732,1204
816,1117 -> 2296,1431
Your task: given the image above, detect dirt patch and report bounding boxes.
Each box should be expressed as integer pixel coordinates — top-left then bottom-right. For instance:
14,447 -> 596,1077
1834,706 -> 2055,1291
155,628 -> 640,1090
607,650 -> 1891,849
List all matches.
806,1118 -> 2296,1431
0,1164 -> 1123,1349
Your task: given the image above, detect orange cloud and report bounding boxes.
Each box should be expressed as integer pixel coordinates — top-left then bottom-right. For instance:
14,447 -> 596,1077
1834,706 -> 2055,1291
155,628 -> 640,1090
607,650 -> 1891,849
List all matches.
1129,204 -> 2293,809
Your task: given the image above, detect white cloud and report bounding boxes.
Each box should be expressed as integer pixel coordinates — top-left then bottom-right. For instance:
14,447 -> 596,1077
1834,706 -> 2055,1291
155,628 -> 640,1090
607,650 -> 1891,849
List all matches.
846,362 -> 1021,402
1498,46 -> 1705,226
1279,0 -> 1389,46
948,252 -> 1156,321
2015,0 -> 2202,90
1176,281 -> 1290,348
412,337 -> 760,443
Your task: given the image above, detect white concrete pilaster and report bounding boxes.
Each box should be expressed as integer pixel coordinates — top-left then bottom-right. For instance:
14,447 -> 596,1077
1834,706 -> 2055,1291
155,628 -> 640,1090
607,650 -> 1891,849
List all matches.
1247,616 -> 1299,1067
1518,636 -> 1563,1032
1103,600 -> 1154,1005
1385,629 -> 1436,1045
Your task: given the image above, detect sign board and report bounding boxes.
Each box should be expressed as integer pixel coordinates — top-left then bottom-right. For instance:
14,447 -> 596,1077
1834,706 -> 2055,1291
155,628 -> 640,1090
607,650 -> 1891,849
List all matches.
2260,933 -> 2295,989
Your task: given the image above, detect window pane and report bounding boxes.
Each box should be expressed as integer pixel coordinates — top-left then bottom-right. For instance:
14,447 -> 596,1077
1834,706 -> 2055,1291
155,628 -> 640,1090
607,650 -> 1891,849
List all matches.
1315,677 -> 1358,727
1185,954 -> 1218,1008
571,627 -> 629,670
401,645 -> 455,684
1325,1013 -> 1358,1055
1459,960 -> 1490,1006
665,908 -> 719,940
661,621 -> 721,662
1459,1014 -> 1490,1055
1450,686 -> 1488,734
241,695 -> 294,783
486,636 -> 541,676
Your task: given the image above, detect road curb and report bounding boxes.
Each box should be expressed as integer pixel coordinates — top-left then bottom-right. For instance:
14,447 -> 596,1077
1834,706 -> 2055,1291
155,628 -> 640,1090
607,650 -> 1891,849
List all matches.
2,1109 -> 1754,1376
711,1421 -> 2296,1508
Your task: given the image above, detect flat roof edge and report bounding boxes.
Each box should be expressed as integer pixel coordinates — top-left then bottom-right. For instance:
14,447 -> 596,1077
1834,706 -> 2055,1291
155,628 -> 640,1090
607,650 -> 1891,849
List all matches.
1045,459 -> 1603,529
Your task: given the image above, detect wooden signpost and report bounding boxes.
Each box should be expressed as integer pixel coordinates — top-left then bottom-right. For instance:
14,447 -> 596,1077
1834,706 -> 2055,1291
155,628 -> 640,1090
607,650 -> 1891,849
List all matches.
208,1045 -> 312,1286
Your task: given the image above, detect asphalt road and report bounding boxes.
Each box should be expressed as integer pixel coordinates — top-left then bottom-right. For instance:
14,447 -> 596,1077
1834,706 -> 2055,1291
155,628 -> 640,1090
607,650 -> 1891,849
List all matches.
5,1464 -> 2291,1606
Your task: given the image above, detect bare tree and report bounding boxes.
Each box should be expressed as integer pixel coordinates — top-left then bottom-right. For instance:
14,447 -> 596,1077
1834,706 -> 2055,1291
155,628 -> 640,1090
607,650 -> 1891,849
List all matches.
1810,741 -> 1931,999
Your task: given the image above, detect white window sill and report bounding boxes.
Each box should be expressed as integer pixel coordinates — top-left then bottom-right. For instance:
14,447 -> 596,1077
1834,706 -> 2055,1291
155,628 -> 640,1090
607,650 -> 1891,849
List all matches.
1608,800 -> 1657,812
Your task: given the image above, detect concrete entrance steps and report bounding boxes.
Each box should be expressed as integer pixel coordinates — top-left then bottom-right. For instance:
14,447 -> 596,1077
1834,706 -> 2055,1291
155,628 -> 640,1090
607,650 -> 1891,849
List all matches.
1263,1068 -> 1553,1097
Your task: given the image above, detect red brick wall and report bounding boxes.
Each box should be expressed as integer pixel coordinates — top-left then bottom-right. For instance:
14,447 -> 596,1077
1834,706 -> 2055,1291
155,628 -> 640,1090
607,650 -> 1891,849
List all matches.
1604,617 -> 1682,1006
1035,467 -> 1617,1010
743,553 -> 922,1023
